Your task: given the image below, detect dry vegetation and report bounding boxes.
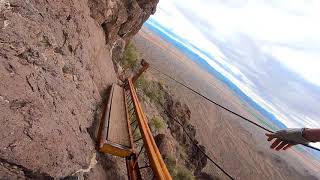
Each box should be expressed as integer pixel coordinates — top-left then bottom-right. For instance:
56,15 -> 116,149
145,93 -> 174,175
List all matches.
121,42 -> 140,70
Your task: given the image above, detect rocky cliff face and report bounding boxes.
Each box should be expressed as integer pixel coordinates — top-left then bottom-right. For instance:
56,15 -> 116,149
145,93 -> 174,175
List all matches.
89,0 -> 158,66
0,0 -> 158,179
89,0 -> 158,44
162,93 -> 211,178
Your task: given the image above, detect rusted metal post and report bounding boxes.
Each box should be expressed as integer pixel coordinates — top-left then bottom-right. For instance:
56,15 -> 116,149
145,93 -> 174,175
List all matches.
126,154 -> 142,180
132,59 -> 149,83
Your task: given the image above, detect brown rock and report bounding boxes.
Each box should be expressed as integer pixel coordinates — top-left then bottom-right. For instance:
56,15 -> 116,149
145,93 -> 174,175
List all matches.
88,0 -> 159,44
0,0 -> 158,178
162,91 -> 208,174
111,38 -> 126,64
154,134 -> 175,159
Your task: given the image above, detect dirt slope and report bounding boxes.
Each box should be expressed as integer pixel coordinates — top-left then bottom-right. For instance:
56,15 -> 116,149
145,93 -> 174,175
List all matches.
0,0 -> 158,178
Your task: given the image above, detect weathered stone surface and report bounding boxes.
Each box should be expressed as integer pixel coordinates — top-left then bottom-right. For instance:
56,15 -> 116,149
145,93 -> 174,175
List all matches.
111,38 -> 126,64
0,0 -> 158,178
83,153 -> 126,180
163,91 -> 208,175
154,133 -> 175,159
88,0 -> 159,44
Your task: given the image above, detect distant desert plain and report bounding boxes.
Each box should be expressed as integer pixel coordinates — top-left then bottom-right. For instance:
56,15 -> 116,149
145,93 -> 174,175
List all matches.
133,26 -> 320,180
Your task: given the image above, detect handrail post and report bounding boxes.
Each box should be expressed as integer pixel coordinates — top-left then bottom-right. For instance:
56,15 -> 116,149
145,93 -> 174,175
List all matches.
126,154 -> 142,180
132,59 -> 149,83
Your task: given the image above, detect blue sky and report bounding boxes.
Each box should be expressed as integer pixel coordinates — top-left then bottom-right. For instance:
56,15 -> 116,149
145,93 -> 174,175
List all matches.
146,0 -> 320,141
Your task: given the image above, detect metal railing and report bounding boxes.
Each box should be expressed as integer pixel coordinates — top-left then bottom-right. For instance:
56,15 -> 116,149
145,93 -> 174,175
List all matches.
125,78 -> 172,180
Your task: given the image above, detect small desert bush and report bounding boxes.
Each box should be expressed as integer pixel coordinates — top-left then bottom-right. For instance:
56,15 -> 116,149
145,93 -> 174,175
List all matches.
166,155 -> 177,174
135,75 -> 149,91
173,165 -> 195,180
136,75 -> 165,105
148,83 -> 165,104
166,156 -> 194,180
121,42 -> 139,69
150,116 -> 167,133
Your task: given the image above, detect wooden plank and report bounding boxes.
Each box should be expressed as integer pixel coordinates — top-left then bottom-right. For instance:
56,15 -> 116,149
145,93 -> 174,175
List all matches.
98,84 -> 114,148
108,84 -> 131,148
100,142 -> 132,158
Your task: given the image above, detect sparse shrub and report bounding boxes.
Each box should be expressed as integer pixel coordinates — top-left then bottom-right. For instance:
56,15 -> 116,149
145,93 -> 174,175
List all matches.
174,165 -> 195,180
165,155 -> 194,180
150,116 -> 167,133
159,79 -> 166,86
135,74 -> 149,91
166,155 -> 177,174
136,75 -> 165,105
147,83 -> 165,104
121,42 -> 139,69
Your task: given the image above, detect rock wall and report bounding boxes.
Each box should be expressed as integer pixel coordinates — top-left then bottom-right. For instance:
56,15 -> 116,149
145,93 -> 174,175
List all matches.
0,0 -> 158,178
88,0 -> 159,65
162,94 -> 209,177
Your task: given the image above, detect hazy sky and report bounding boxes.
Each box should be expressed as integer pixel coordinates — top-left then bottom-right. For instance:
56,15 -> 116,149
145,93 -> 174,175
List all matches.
146,0 -> 320,131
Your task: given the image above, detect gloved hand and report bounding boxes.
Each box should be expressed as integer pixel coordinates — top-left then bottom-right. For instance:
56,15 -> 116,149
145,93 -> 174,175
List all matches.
265,128 -> 310,151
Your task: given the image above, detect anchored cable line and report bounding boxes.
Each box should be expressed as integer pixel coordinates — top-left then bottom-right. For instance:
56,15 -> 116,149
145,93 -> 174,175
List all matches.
159,100 -> 235,180
149,66 -> 273,133
148,65 -> 320,153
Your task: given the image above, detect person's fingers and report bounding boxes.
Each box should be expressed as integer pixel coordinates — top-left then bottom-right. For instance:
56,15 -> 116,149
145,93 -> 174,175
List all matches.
275,141 -> 288,151
283,144 -> 294,150
267,136 -> 275,142
270,139 -> 282,149
265,133 -> 274,137
265,133 -> 276,141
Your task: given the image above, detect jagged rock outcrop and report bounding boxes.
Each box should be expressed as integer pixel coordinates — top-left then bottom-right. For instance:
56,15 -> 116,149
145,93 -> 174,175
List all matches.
154,134 -> 175,161
0,0 -> 158,179
88,0 -> 159,66
88,0 -> 158,44
164,99 -> 208,175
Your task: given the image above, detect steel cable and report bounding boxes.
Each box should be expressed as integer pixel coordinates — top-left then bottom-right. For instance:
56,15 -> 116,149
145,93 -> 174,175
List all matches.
148,65 -> 320,153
